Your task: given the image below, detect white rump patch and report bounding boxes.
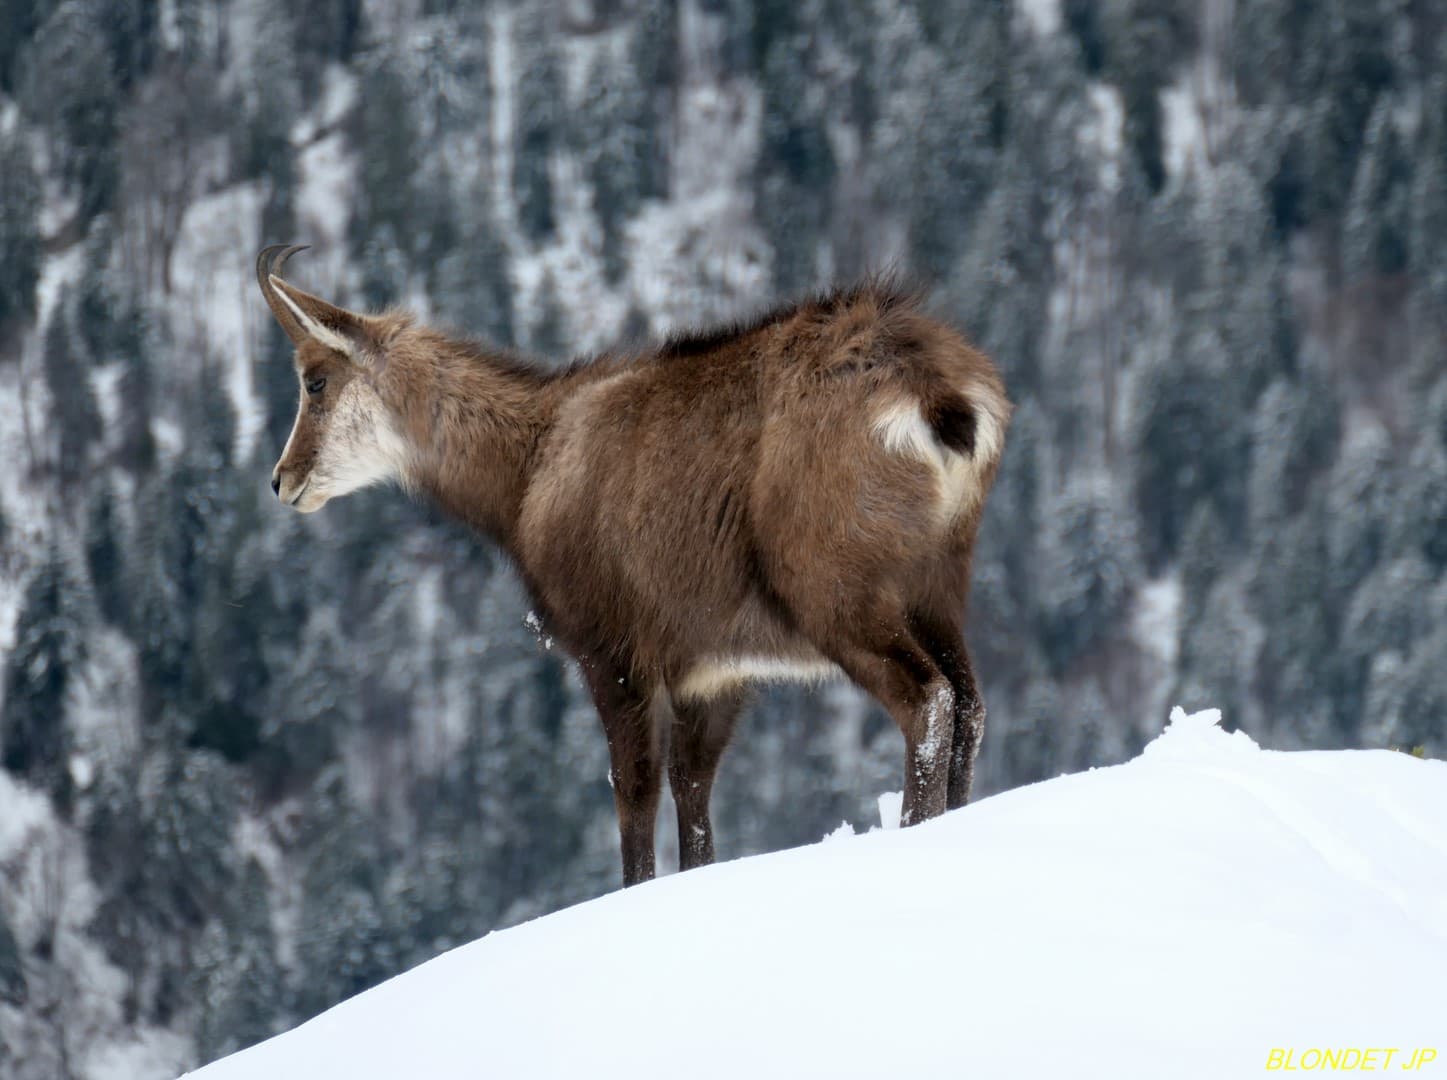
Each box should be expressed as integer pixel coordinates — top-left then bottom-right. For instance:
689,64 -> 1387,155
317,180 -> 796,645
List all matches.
873,400 -> 940,462
871,399 -> 973,524
675,656 -> 843,701
871,387 -> 1008,525
968,380 -> 1009,473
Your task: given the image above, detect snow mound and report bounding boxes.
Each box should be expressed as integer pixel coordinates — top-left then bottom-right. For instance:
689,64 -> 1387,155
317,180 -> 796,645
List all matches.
1141,703 -> 1261,760
185,709 -> 1447,1080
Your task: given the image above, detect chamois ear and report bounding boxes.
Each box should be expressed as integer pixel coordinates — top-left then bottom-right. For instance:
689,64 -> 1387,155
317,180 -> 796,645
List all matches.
256,245 -> 382,366
269,276 -> 382,365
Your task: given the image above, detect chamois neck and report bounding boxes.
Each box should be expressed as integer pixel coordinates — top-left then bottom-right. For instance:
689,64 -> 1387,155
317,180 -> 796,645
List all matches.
390,334 -> 550,545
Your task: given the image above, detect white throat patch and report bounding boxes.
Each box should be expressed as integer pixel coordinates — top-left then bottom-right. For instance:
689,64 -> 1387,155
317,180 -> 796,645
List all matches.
314,378 -> 410,496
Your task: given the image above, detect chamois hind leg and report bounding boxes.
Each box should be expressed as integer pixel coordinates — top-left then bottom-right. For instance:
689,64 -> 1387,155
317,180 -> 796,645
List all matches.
821,625 -> 954,827
582,659 -> 663,887
910,614 -> 985,810
667,687 -> 746,872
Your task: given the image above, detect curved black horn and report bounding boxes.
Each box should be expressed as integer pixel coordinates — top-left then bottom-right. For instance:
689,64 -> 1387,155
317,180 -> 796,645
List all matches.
256,244 -> 312,345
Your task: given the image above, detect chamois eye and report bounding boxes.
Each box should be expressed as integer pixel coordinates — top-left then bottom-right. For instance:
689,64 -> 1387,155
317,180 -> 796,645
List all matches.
306,376 -> 327,395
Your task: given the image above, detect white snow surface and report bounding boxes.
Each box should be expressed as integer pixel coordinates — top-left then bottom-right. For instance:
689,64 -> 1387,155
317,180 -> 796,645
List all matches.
186,708 -> 1447,1080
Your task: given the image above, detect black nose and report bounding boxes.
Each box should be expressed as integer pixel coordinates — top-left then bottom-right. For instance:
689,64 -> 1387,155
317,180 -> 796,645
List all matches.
271,474 -> 281,496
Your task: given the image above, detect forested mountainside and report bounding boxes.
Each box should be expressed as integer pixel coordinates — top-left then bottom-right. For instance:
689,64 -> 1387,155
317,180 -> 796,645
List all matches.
0,0 -> 1444,1074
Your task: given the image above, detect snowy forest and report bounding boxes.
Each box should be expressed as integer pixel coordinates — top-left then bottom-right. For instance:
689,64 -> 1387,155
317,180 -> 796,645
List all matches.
1,0 -> 1445,1075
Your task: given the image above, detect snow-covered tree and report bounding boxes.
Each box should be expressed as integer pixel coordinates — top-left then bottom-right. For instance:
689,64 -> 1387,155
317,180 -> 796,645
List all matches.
2,550 -> 84,804
511,11 -> 563,244
1343,99 -> 1412,281
0,130 -> 41,337
1036,475 -> 1140,673
20,1 -> 121,219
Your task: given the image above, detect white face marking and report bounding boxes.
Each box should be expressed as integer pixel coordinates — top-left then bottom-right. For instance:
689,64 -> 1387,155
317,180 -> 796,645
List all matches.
320,379 -> 409,491
871,382 -> 1010,526
674,656 -> 844,701
291,378 -> 409,511
277,408 -> 302,477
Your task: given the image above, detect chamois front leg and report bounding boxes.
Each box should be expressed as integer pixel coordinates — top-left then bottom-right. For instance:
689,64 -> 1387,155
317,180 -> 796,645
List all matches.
583,660 -> 663,887
667,688 -> 746,872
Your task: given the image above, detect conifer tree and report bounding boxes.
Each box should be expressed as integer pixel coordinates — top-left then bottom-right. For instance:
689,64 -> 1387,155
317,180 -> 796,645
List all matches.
1408,66 -> 1447,320
432,194 -> 515,347
41,298 -> 101,493
575,46 -> 659,282
1035,476 -> 1140,672
21,1 -> 120,219
1129,324 -> 1248,568
193,862 -> 284,1061
0,130 -> 41,337
512,12 -> 563,244
0,906 -> 23,1005
2,549 -> 83,804
754,6 -> 836,291
1343,99 -> 1412,281
351,55 -> 418,263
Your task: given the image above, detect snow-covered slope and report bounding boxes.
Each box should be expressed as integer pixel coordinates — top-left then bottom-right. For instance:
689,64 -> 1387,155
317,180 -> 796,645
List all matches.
186,710 -> 1447,1080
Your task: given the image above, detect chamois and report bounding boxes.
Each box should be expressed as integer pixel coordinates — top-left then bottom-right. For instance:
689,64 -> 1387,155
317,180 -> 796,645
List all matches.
257,244 -> 1011,886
